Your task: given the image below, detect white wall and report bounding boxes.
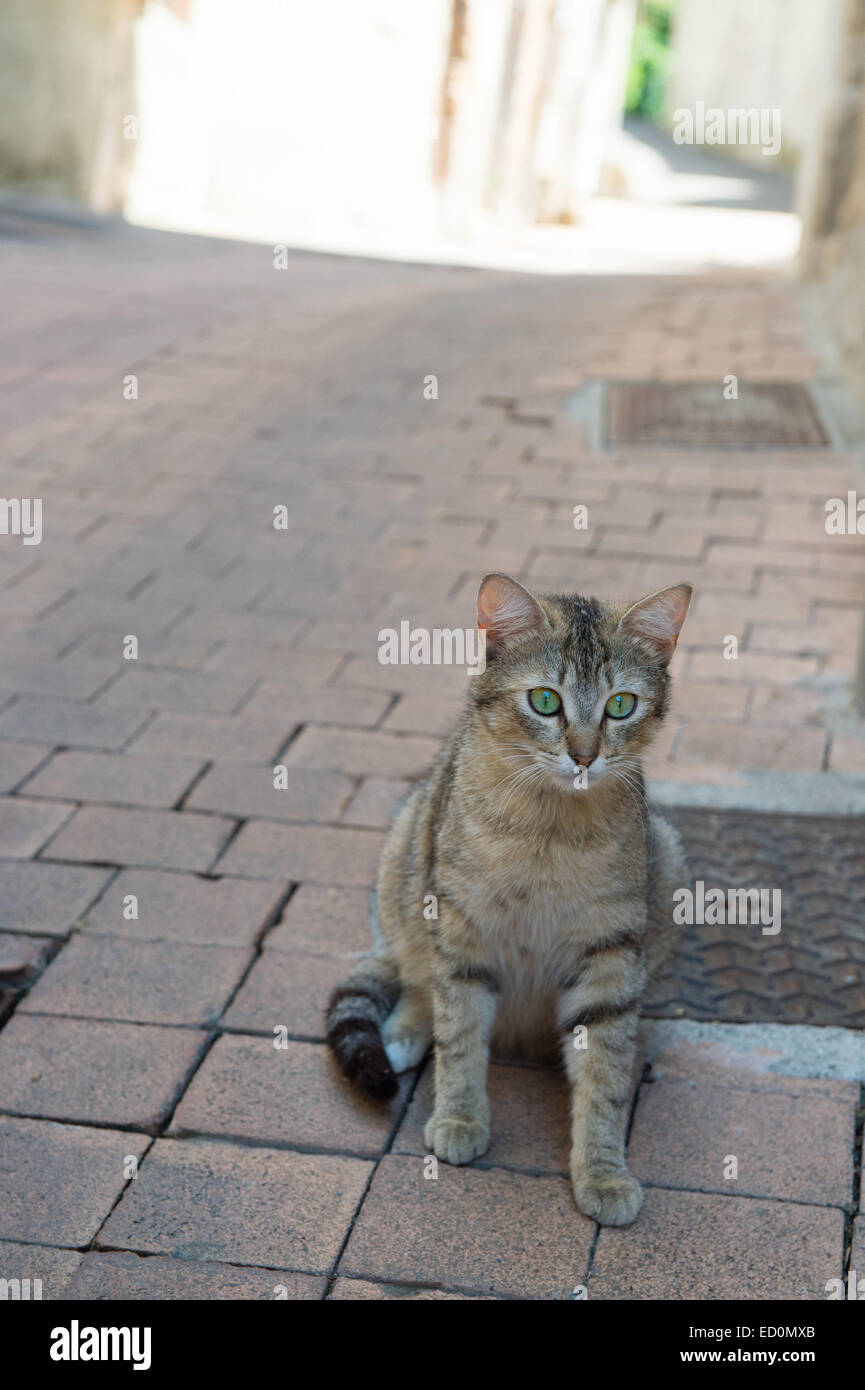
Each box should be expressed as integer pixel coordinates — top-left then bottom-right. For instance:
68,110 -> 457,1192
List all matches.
127,0 -> 453,246
669,0 -> 844,168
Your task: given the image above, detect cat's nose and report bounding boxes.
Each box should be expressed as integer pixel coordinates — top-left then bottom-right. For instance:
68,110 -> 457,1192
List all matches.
574,753 -> 596,768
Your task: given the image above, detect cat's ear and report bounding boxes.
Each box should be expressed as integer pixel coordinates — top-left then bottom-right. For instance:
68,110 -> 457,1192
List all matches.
477,573 -> 548,655
618,583 -> 692,663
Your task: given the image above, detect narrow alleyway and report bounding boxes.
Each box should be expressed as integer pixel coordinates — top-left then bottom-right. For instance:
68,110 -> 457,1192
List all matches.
0,210 -> 862,1298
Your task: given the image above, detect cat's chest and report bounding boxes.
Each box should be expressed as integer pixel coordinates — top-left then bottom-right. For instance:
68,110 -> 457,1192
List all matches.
457,832 -> 621,940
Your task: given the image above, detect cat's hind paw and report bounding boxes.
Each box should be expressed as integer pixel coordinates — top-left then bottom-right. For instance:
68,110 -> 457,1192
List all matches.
382,1002 -> 431,1074
572,1171 -> 643,1227
424,1114 -> 490,1166
384,1035 -> 427,1073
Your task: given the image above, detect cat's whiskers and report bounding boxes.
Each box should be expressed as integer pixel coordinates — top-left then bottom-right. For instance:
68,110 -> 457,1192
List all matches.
497,761 -> 549,819
494,760 -> 546,797
458,758 -> 541,803
613,757 -> 648,795
465,743 -> 548,797
607,760 -> 648,823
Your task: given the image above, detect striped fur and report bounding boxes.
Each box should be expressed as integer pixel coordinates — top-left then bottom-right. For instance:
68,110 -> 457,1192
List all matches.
325,951 -> 400,1100
326,575 -> 691,1225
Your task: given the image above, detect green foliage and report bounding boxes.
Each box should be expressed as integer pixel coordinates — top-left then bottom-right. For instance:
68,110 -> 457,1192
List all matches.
625,0 -> 675,124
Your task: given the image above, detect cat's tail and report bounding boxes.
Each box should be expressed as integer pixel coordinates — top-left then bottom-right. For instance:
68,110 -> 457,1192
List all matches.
326,946 -> 401,1101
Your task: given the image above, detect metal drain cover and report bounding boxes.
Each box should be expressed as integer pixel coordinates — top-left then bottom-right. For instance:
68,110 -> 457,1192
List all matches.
606,382 -> 828,448
645,809 -> 865,1026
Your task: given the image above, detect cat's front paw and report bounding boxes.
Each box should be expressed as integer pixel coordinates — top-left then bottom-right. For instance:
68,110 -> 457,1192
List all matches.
572,1171 -> 643,1227
424,1113 -> 490,1165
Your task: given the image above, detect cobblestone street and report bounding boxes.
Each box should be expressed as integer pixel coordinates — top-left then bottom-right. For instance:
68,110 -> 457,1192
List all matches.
0,211 -> 863,1299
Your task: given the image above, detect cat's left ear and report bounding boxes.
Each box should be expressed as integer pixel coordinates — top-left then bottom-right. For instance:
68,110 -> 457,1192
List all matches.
618,583 -> 692,663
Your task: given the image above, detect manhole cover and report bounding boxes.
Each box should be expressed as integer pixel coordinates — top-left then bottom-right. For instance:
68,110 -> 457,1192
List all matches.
645,809 -> 865,1026
606,382 -> 828,448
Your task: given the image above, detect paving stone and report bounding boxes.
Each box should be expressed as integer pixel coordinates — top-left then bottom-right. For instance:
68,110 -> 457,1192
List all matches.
240,683 -> 392,728
341,1154 -> 593,1299
670,680 -> 750,722
0,1014 -> 207,1127
74,629 -> 218,668
645,1032 -> 862,1100
297,617 -> 381,655
676,721 -> 827,772
329,1277 -> 496,1300
202,645 -> 342,682
587,1187 -> 845,1300
0,860 -> 111,934
848,1217 -> 865,1303
0,741 -> 51,793
19,935 -> 251,1026
22,750 -> 205,809
597,527 -> 705,561
0,1115 -> 149,1246
0,656 -> 122,701
95,668 -> 256,714
266,884 -> 372,954
383,692 -> 466,737
690,651 -> 821,684
341,777 -> 410,828
748,621 -> 839,658
43,806 -> 235,872
65,1252 -> 324,1300
394,1062 -> 570,1173
216,821 -> 384,886
98,1137 -> 372,1272
0,931 -> 53,981
138,569 -> 269,614
82,868 -> 286,946
334,656 -> 467,696
628,1079 -> 855,1207
0,699 -> 150,750
187,761 -> 353,823
128,711 -> 290,761
0,1239 -> 82,1299
0,797 -> 73,857
285,726 -> 441,778
222,949 -> 346,1039
829,733 -> 865,774
175,611 -> 312,653
171,1034 -> 409,1154
35,595 -> 187,646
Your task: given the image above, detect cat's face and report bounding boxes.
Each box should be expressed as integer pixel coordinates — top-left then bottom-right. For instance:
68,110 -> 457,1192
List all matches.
471,575 -> 691,798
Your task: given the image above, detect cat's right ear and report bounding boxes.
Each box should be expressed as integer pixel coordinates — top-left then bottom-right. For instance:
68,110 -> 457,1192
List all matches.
477,573 -> 548,656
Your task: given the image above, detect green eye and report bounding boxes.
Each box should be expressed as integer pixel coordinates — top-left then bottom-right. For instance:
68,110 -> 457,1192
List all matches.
605,692 -> 637,720
528,688 -> 561,716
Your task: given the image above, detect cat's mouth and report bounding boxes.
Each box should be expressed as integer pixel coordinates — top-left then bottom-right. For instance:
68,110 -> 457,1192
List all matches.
546,753 -> 609,791
495,749 -> 612,803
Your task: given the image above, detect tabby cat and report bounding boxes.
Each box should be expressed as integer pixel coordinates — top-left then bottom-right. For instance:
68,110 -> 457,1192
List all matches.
327,573 -> 691,1226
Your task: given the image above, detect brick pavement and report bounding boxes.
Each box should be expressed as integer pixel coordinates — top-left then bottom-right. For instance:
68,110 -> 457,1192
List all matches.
0,215 -> 862,1299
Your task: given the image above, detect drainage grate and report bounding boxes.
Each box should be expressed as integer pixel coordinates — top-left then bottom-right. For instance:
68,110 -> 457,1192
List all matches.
606,382 -> 828,448
645,809 -> 865,1027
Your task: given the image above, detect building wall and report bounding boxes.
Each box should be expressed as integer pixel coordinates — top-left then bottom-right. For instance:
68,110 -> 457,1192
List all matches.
0,0 -> 634,242
126,0 -> 455,246
669,0 -> 843,169
794,0 -> 865,710
800,0 -> 865,411
126,0 -> 635,246
0,0 -> 139,209
485,0 -> 637,221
